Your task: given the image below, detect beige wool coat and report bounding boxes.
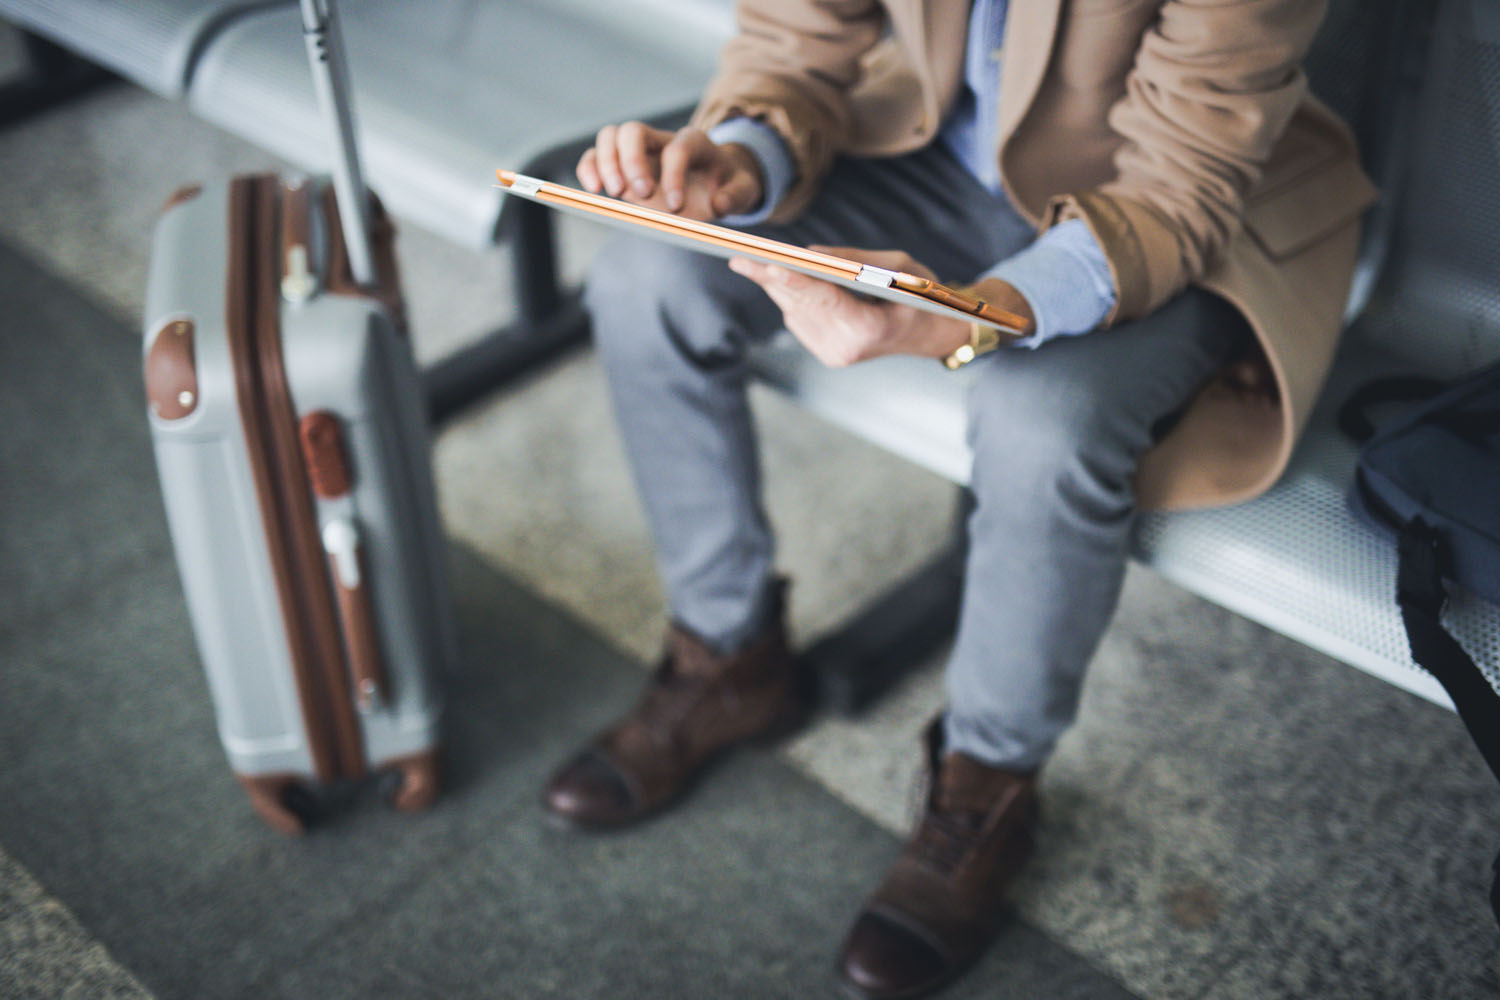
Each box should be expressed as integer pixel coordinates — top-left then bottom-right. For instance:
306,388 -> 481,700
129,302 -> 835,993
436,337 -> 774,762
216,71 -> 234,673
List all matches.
689,0 -> 1378,510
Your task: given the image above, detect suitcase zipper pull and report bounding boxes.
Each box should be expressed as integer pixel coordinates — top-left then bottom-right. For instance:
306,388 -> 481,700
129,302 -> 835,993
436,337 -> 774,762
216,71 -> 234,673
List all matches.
281,179 -> 321,304
320,519 -> 383,712
283,244 -> 318,303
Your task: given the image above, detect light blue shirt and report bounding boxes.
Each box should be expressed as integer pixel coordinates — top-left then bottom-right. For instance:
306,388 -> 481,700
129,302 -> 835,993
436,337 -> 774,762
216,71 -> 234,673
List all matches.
708,0 -> 1117,347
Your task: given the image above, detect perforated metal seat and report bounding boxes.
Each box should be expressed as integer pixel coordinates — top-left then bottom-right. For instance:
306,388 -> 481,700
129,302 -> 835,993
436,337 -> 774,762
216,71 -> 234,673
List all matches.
748,0 -> 1500,707
0,0 -> 283,98
185,0 -> 734,249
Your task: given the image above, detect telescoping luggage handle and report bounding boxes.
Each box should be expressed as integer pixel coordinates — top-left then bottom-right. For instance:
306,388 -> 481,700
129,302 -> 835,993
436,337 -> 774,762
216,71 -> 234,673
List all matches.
299,0 -> 376,287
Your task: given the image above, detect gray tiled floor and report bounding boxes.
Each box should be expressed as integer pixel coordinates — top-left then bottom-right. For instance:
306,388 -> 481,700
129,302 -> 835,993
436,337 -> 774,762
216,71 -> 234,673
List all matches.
0,847 -> 150,1000
2,29 -> 1498,998
0,238 -> 1132,1000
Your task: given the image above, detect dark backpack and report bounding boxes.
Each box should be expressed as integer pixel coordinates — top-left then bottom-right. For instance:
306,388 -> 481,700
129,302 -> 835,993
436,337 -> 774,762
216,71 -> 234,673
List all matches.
1341,359 -> 1500,928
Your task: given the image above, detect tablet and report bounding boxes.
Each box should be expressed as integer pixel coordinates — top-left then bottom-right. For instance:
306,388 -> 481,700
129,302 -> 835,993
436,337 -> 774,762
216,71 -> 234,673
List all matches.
496,170 -> 1032,337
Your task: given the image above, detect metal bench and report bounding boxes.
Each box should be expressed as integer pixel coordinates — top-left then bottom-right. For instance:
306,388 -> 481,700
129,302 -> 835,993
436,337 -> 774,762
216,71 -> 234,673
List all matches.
182,0 -> 735,418
1,0 -> 735,417
6,0 -> 1496,714
0,0 -> 282,99
184,0 -> 732,251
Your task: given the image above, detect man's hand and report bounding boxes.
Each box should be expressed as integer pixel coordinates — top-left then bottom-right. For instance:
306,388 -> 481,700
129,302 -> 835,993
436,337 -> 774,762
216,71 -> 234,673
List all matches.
729,248 -> 1033,368
577,122 -> 764,221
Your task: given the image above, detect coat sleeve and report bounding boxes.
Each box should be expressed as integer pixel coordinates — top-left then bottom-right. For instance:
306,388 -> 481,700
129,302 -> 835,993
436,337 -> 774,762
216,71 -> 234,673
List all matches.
1045,0 -> 1329,323
690,0 -> 887,222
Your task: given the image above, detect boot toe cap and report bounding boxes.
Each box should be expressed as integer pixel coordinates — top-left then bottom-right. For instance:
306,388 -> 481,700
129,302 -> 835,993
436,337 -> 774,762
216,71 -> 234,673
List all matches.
543,751 -> 636,828
838,910 -> 950,999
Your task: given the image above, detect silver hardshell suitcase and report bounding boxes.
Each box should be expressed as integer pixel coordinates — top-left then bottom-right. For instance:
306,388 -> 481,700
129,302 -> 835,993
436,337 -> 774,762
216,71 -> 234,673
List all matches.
141,0 -> 452,833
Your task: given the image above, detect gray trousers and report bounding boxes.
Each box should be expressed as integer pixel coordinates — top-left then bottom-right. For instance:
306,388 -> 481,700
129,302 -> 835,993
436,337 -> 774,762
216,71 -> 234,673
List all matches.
584,143 -> 1246,770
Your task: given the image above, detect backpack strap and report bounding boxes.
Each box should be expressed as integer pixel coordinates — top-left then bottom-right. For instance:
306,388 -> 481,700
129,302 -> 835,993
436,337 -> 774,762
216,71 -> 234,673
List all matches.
1396,518 -> 1500,927
1397,519 -> 1500,782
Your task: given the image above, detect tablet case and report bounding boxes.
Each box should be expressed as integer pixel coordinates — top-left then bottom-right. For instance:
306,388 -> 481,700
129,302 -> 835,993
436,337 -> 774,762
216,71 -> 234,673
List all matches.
496,170 -> 1032,337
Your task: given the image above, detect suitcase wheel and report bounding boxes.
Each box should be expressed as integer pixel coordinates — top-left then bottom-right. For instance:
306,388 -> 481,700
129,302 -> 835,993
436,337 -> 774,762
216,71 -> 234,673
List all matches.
378,750 -> 440,814
238,774 -> 321,835
280,782 -> 323,829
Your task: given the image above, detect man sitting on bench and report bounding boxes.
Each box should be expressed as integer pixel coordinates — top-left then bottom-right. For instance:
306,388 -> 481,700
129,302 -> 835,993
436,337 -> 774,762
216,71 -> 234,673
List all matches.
542,1 -> 1374,996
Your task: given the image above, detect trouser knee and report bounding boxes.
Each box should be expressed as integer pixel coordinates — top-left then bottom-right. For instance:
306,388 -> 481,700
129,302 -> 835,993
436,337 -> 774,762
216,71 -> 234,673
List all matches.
584,234 -> 763,373
964,355 -> 1139,517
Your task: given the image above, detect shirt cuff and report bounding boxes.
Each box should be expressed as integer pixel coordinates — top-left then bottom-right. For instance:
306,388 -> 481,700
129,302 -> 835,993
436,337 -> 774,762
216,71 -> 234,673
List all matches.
706,117 -> 797,227
981,218 -> 1118,349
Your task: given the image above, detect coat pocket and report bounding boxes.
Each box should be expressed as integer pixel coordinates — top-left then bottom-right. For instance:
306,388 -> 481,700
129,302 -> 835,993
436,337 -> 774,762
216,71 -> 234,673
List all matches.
1242,120 -> 1378,259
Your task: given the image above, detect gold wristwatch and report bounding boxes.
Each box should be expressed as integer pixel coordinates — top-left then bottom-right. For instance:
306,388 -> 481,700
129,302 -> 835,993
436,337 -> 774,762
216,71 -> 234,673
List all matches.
942,319 -> 1005,370
940,284 -> 1028,370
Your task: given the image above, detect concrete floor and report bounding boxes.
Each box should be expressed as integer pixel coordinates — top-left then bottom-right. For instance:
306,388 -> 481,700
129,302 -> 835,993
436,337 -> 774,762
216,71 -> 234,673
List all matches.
1,27 -> 1498,998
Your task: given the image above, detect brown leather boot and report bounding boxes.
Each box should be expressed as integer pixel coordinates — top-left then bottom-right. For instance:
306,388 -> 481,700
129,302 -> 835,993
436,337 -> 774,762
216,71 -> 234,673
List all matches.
543,584 -> 814,830
837,719 -> 1038,1000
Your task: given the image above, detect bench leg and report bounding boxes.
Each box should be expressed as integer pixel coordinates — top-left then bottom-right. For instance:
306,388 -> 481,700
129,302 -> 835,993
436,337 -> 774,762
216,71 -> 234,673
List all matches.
0,32 -> 115,129
513,197 -> 561,322
806,491 -> 971,714
422,141 -> 598,425
423,192 -> 587,425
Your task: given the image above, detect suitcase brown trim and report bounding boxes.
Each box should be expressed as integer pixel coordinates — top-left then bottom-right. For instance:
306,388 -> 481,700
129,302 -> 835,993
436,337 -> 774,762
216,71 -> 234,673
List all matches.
250,176 -> 368,781
237,773 -> 311,835
225,176 -> 366,784
225,176 -> 340,784
298,410 -> 352,499
161,183 -> 203,215
144,317 -> 199,421
380,749 -> 441,813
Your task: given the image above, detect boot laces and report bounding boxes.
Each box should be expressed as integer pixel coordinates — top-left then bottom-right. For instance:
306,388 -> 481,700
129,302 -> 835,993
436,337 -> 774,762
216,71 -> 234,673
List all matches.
911,806 -> 985,874
633,662 -> 714,747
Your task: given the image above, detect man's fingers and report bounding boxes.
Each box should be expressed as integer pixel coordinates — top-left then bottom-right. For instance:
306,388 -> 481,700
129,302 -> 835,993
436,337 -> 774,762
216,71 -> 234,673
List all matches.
731,259 -> 851,315
729,256 -> 788,288
576,148 -> 602,193
711,171 -> 762,218
616,122 -> 660,199
730,257 -> 897,367
594,124 -> 624,197
581,121 -> 675,201
659,128 -> 713,212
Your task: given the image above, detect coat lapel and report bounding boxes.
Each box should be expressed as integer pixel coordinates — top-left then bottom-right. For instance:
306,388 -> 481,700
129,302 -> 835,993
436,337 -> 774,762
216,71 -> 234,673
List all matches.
886,0 -> 938,132
918,0 -> 966,129
996,0 -> 1063,143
